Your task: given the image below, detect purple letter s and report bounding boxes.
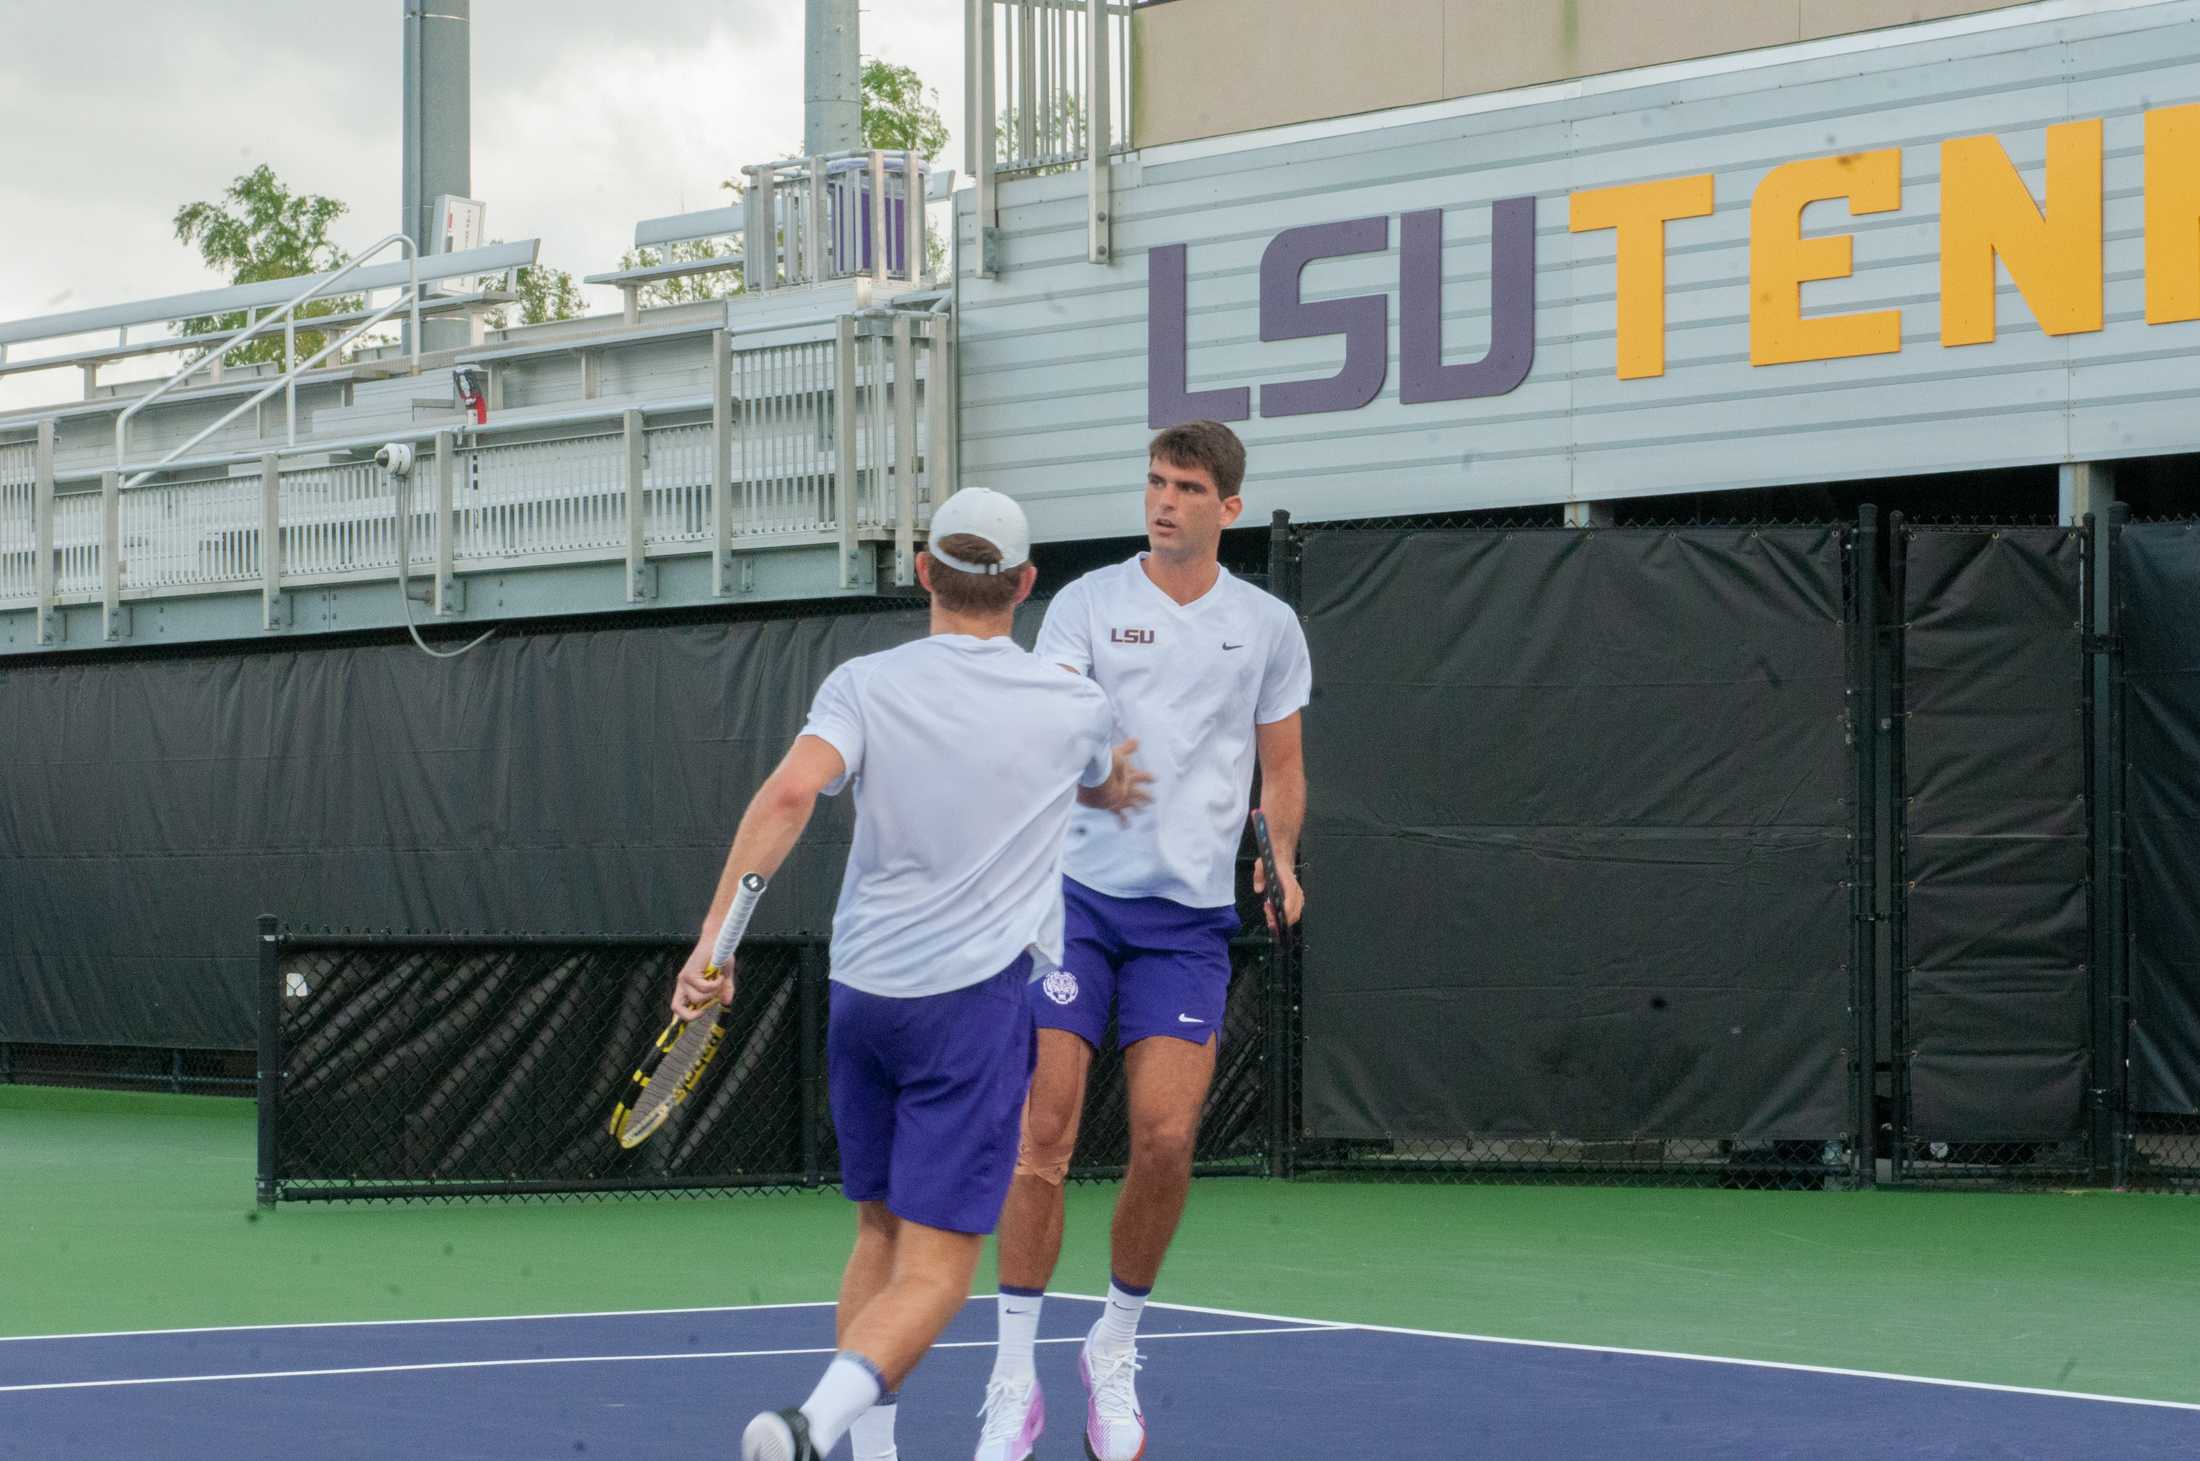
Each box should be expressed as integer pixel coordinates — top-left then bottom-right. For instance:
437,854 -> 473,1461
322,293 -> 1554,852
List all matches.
1257,217 -> 1390,419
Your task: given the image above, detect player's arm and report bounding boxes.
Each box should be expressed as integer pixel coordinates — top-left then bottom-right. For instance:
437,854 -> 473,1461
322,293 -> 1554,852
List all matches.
1034,578 -> 1093,676
1253,712 -> 1306,928
1078,737 -> 1154,820
672,735 -> 845,1017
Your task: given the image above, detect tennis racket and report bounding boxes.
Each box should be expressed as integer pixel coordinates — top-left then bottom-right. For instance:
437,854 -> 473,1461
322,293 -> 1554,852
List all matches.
1251,810 -> 1290,938
609,870 -> 768,1149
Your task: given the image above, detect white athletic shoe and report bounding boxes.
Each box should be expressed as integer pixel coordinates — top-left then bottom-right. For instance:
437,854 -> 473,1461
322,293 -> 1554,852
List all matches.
974,1372 -> 1046,1460
741,1408 -> 819,1461
1078,1322 -> 1146,1461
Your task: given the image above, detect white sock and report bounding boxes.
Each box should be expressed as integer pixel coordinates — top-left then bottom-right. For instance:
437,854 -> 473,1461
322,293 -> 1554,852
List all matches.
799,1352 -> 885,1455
993,1287 -> 1045,1381
849,1393 -> 899,1461
1095,1276 -> 1150,1354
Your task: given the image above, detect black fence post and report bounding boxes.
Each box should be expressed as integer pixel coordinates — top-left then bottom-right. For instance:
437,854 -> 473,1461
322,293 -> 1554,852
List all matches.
1266,507 -> 1301,1179
1851,508 -> 1880,1188
2082,512 -> 2115,1185
799,940 -> 827,1190
255,914 -> 281,1208
2105,504 -> 2133,1188
1884,514 -> 1910,1185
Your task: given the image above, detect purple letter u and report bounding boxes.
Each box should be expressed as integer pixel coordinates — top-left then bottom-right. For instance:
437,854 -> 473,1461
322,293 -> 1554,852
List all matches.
1398,197 -> 1537,403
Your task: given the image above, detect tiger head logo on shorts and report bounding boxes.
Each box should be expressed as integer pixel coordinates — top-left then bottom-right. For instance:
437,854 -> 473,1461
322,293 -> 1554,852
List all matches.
1042,970 -> 1080,1005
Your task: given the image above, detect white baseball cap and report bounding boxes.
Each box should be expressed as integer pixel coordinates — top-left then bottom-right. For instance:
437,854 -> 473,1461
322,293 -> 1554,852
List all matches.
926,488 -> 1031,575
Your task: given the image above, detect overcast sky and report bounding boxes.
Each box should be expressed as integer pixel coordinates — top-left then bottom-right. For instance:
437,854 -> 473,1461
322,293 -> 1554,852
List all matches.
0,0 -> 966,412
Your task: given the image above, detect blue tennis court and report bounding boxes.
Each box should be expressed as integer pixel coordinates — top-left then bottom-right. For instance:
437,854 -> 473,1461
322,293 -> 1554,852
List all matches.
5,1293 -> 2196,1459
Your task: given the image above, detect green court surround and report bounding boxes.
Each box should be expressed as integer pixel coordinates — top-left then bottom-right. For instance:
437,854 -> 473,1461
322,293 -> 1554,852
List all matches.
5,1087 -> 2194,1406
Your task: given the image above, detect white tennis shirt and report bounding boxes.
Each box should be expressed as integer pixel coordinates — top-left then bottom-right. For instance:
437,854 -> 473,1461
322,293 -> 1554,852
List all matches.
801,633 -> 1118,997
1035,555 -> 1313,910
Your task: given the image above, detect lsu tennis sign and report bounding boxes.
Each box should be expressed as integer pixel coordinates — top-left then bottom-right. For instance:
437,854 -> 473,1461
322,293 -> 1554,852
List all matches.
1148,104 -> 2200,428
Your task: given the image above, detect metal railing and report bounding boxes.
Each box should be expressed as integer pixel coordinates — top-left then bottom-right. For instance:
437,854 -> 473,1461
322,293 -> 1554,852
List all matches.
1,310 -> 953,639
739,151 -> 932,295
117,233 -> 423,489
969,0 -> 1134,272
0,442 -> 33,601
991,0 -> 1132,173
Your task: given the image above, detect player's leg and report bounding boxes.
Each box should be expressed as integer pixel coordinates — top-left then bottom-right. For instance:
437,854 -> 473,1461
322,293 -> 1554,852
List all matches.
977,1029 -> 1091,1459
995,1029 -> 1095,1291
745,982 -> 904,1461
1112,1030 -> 1219,1289
747,1216 -> 980,1461
839,1218 -> 986,1377
752,955 -> 1040,1461
981,883 -> 1116,1459
1078,900 -> 1238,1461
839,1204 -> 905,1461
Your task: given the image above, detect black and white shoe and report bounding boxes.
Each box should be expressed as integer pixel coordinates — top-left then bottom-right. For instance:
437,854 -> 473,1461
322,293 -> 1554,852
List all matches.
741,1407 -> 820,1461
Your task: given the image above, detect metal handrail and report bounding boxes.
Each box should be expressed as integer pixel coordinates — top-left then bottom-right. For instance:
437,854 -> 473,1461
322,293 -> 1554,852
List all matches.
117,233 -> 421,480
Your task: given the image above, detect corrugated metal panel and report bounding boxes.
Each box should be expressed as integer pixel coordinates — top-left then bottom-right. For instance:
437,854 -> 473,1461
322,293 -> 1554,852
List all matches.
958,2 -> 2200,539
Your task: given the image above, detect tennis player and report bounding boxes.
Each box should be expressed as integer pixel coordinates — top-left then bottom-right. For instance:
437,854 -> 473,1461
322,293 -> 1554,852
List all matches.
671,488 -> 1151,1461
975,420 -> 1311,1461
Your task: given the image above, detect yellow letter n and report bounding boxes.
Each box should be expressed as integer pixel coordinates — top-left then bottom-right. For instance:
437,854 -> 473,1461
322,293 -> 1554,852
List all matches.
2147,104 -> 2200,325
1941,120 -> 2104,346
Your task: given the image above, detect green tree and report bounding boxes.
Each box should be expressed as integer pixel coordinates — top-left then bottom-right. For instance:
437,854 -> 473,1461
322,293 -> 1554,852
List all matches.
613,237 -> 745,309
513,265 -> 587,325
861,59 -> 950,160
172,165 -> 360,367
480,264 -> 590,331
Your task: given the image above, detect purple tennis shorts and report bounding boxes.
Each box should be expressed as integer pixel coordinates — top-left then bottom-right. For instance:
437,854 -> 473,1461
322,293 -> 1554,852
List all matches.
827,953 -> 1038,1235
1033,878 -> 1242,1051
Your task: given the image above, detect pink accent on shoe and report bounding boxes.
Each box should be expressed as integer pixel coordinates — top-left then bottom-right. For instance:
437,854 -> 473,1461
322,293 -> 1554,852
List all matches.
1019,1385 -> 1046,1454
1079,1325 -> 1147,1461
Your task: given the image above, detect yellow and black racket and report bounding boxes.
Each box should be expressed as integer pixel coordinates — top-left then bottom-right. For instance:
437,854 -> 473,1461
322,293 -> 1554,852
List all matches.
609,871 -> 768,1149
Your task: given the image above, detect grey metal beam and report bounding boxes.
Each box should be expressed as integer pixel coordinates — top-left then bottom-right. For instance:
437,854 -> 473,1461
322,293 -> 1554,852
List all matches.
0,242 -> 538,349
805,0 -> 862,157
403,0 -> 472,354
2059,461 -> 2113,525
635,207 -> 747,250
1,544 -> 882,659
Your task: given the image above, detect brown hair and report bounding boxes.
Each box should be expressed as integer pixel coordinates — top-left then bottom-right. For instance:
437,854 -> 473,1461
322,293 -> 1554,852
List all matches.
1148,419 -> 1247,499
925,533 -> 1023,615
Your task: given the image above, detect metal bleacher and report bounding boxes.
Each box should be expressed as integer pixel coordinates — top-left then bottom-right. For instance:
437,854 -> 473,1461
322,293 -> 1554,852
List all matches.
0,148 -> 955,658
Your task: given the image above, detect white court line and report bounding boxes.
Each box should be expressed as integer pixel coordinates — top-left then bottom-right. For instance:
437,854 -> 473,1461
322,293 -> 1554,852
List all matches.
0,1298 -> 857,1345
0,1325 -> 1342,1395
1047,1294 -> 2200,1417
16,1292 -> 2197,1416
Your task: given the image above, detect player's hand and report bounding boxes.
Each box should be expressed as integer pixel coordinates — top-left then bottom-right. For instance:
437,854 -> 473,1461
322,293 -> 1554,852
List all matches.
1085,738 -> 1155,823
1252,854 -> 1305,933
671,941 -> 736,1020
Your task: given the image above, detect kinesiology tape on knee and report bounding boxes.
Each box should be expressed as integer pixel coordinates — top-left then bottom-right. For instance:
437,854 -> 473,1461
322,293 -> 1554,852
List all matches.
1015,1128 -> 1074,1186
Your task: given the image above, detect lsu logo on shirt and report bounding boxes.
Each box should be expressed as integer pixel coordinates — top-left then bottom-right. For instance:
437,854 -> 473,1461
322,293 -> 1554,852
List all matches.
1109,627 -> 1156,645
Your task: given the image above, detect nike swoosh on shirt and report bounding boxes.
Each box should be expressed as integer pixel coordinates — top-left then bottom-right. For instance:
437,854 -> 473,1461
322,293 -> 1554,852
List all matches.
1221,643 -> 1245,651
1177,1014 -> 1204,1024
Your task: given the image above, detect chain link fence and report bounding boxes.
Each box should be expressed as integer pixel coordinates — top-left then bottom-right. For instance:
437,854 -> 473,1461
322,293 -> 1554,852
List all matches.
0,1041 -> 254,1097
257,924 -> 1284,1204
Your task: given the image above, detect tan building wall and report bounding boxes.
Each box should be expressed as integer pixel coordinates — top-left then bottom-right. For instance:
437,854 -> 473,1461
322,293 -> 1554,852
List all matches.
1134,0 -> 2035,147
